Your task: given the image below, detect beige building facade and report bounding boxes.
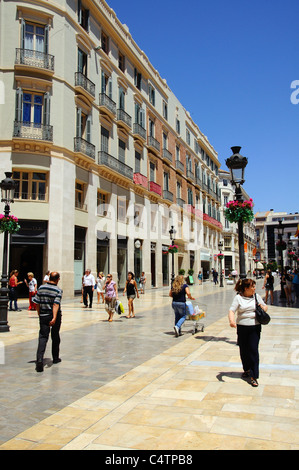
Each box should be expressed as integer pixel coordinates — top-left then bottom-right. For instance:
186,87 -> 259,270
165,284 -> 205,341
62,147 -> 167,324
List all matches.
0,0 -> 223,297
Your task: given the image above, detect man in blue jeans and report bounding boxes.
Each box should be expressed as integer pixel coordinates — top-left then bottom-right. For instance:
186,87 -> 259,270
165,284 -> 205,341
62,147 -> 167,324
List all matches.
34,272 -> 62,372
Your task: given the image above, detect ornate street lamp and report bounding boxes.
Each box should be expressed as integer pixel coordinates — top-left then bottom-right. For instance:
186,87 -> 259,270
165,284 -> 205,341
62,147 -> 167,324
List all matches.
218,240 -> 224,287
0,172 -> 16,332
225,147 -> 248,279
169,225 -> 177,285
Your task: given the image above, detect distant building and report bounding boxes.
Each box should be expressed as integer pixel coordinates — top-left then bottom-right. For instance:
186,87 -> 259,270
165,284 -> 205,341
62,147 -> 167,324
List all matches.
255,210 -> 299,267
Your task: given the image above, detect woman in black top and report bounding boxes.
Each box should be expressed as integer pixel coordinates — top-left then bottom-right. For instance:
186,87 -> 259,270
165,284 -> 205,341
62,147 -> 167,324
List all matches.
262,269 -> 274,305
169,275 -> 195,337
123,272 -> 139,318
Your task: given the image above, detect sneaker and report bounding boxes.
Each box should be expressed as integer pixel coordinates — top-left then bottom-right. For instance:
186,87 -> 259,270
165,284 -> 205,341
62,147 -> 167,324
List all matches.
174,326 -> 179,337
35,361 -> 44,372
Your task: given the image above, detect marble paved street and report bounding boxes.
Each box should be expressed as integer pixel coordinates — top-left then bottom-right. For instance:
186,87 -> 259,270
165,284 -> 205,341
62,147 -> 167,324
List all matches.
0,278 -> 299,450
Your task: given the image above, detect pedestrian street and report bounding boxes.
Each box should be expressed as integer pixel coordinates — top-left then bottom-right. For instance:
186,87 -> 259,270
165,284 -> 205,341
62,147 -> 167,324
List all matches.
1,277 -> 299,450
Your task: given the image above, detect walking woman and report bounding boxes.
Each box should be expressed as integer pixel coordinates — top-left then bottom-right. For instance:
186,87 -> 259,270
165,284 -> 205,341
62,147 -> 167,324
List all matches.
104,274 -> 118,322
9,270 -> 23,311
228,278 -> 268,387
96,272 -> 106,304
169,275 -> 195,337
123,272 -> 139,318
262,269 -> 274,305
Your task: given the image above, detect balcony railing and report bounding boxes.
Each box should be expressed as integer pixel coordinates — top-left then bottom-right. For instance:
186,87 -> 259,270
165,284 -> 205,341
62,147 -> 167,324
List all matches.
133,123 -> 146,140
148,180 -> 162,196
162,148 -> 172,162
176,197 -> 185,208
186,169 -> 195,181
13,121 -> 53,141
148,136 -> 160,153
98,151 -> 133,180
163,189 -> 173,202
75,72 -> 95,98
74,137 -> 96,159
117,109 -> 132,128
175,160 -> 184,173
133,172 -> 148,189
99,93 -> 116,115
15,48 -> 54,72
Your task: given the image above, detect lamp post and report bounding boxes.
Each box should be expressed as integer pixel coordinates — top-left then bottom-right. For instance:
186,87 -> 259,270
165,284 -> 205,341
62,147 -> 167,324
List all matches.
0,172 -> 16,332
218,240 -> 224,287
277,220 -> 285,299
225,146 -> 248,280
169,225 -> 176,285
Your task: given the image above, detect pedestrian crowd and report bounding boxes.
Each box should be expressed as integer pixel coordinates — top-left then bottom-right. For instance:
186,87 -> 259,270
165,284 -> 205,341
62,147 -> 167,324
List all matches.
6,262 -> 299,386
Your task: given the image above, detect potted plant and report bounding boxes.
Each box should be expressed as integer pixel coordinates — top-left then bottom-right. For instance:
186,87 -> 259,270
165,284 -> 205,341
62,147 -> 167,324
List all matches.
168,244 -> 178,254
0,214 -> 20,234
224,198 -> 254,223
276,240 -> 287,251
178,269 -> 185,276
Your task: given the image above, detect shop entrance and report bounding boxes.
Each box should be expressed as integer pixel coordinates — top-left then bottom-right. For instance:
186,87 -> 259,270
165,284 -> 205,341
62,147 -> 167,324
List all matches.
9,245 -> 44,298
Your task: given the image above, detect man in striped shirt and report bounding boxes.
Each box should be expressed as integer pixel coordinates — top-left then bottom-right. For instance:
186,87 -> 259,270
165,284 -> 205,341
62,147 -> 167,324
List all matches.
34,272 -> 63,372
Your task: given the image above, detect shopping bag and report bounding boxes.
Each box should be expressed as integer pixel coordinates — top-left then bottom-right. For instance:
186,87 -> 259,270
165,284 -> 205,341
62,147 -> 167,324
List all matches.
186,301 -> 194,315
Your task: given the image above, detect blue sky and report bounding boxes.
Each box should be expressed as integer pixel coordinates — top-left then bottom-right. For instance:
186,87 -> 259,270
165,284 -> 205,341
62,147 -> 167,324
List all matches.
108,0 -> 299,214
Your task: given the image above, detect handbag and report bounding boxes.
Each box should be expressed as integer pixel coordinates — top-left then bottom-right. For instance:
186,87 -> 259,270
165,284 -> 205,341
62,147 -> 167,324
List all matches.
255,294 -> 271,325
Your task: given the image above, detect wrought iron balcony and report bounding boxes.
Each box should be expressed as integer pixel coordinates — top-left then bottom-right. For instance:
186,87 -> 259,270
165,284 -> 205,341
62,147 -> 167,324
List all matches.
98,151 -> 133,180
148,136 -> 160,153
133,123 -> 146,140
163,189 -> 173,202
13,121 -> 53,141
186,169 -> 195,181
74,137 -> 96,159
116,109 -> 132,128
176,197 -> 185,208
163,148 -> 172,163
175,160 -> 184,173
99,93 -> 116,116
75,72 -> 95,98
15,48 -> 54,72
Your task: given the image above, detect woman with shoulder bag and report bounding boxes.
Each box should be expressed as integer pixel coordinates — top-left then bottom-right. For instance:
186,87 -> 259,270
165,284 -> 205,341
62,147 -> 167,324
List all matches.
228,278 -> 268,387
104,274 -> 118,322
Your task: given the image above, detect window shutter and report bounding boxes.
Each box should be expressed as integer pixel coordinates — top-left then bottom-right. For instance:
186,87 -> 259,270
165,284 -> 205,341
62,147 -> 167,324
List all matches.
15,88 -> 23,122
78,0 -> 82,23
44,25 -> 49,54
76,108 -> 81,138
86,114 -> 91,143
21,19 -> 25,49
43,92 -> 51,126
108,77 -> 112,99
140,108 -> 145,128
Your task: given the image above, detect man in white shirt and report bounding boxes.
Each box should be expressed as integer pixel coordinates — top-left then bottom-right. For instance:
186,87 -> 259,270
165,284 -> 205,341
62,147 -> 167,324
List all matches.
82,269 -> 95,308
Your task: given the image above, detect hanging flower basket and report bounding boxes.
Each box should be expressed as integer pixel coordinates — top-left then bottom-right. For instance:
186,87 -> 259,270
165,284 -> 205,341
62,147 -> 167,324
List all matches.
0,214 -> 20,234
217,253 -> 224,261
288,251 -> 295,258
276,240 -> 287,251
224,199 -> 254,223
168,244 -> 178,254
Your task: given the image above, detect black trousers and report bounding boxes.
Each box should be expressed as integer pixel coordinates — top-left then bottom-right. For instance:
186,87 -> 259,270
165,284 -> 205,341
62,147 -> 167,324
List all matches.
36,313 -> 61,363
237,324 -> 261,379
83,285 -> 93,307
